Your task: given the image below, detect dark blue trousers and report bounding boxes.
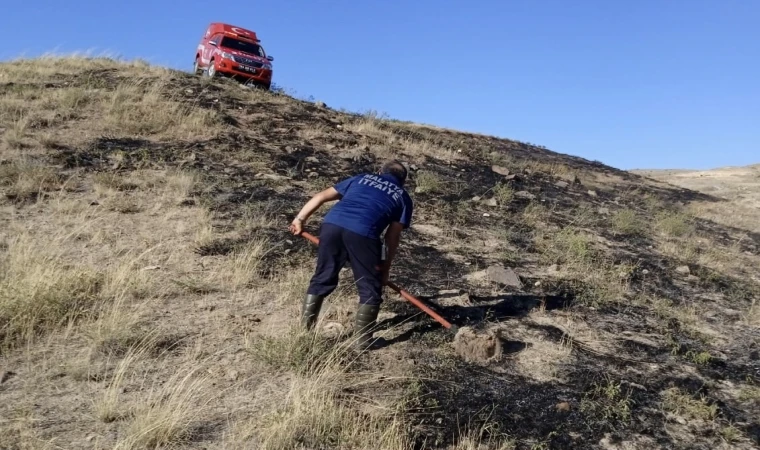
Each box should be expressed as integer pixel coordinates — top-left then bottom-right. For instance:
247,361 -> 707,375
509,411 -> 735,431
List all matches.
307,223 -> 384,306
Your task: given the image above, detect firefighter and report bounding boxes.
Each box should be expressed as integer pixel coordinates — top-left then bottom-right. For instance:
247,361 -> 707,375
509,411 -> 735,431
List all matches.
288,160 -> 414,349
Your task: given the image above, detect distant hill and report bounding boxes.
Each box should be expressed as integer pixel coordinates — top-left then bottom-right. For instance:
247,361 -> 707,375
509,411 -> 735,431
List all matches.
631,164 -> 760,233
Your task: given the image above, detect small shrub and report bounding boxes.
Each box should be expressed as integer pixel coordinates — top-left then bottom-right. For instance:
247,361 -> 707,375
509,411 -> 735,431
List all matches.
114,365 -> 210,450
521,202 -> 551,228
93,172 -> 140,192
661,387 -> 718,421
492,183 -> 514,206
0,233 -> 103,348
655,211 -> 695,237
538,227 -> 596,267
248,326 -> 337,376
610,209 -> 646,236
580,377 -> 633,423
413,171 -> 444,194
0,159 -> 62,200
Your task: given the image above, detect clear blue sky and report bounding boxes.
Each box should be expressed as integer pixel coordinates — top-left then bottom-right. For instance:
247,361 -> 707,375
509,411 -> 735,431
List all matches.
3,0 -> 758,170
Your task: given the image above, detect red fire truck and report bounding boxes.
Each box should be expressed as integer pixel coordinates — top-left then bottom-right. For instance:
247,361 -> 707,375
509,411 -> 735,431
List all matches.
194,23 -> 274,90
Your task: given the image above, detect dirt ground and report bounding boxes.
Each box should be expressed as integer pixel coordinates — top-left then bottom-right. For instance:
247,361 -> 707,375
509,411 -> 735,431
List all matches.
1,56 -> 759,450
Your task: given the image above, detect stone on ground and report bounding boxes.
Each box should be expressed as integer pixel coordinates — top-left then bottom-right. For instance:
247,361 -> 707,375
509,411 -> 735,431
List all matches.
487,265 -> 523,289
452,326 -> 503,364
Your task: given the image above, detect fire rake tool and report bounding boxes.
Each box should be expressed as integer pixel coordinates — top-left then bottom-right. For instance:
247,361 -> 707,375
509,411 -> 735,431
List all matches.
299,231 -> 459,335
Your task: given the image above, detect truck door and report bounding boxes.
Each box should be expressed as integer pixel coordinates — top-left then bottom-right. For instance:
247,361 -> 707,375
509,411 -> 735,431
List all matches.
203,34 -> 221,64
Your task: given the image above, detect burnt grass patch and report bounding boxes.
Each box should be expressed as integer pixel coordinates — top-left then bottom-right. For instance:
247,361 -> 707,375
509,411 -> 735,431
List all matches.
407,352 -> 674,450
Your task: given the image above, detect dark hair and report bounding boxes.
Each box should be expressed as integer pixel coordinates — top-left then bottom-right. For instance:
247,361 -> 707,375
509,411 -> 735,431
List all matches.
381,160 -> 408,185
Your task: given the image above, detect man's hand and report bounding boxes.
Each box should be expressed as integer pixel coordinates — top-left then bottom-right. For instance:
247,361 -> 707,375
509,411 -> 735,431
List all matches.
288,218 -> 303,235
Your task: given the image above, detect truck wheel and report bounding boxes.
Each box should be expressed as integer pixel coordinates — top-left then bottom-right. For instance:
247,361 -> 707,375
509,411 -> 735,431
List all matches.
193,57 -> 202,75
207,60 -> 216,77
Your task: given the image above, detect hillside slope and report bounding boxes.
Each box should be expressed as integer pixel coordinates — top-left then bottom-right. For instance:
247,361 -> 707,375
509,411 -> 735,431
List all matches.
1,56 -> 759,450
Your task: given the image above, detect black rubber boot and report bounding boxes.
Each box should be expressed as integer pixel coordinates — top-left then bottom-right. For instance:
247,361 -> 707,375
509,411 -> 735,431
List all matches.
301,294 -> 325,330
354,303 -> 381,350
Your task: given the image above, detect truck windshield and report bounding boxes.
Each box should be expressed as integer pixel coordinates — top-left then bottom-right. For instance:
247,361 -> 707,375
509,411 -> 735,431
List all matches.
220,37 -> 265,57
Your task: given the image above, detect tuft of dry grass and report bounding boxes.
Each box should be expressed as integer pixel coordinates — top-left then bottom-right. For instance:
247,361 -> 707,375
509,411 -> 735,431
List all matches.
450,420 -> 516,450
94,335 -> 157,423
580,377 -> 633,423
242,324 -> 413,450
661,387 -> 718,422
212,237 -> 270,290
492,183 -> 514,206
610,208 -> 647,236
0,158 -> 62,200
655,211 -> 695,237
114,365 -> 211,449
0,231 -> 103,349
414,171 -> 445,194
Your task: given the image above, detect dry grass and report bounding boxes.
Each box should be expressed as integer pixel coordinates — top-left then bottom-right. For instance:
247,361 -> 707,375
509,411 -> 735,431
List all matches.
0,158 -> 63,200
241,324 -> 414,450
213,237 -> 271,290
655,211 -> 696,237
414,170 -> 445,194
103,79 -> 221,137
610,208 -> 647,236
580,376 -> 633,423
114,365 -> 210,450
661,387 -> 718,422
535,227 -> 635,306
450,421 -> 516,450
0,230 -> 103,349
491,183 -> 514,206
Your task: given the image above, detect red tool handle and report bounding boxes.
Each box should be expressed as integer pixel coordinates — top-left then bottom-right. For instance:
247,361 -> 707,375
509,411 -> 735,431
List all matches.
299,231 -> 456,331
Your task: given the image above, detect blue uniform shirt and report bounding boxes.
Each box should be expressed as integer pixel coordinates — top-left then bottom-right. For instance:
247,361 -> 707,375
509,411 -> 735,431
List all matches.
323,173 -> 414,239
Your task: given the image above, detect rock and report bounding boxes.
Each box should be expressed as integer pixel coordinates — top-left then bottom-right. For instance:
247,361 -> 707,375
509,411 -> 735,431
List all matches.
675,265 -> 691,275
410,164 -> 419,171
486,265 -> 523,289
305,156 -> 319,163
587,190 -> 598,197
471,196 -> 482,202
322,322 -> 346,339
642,269 -> 650,275
438,289 -> 464,296
308,172 -> 319,178
514,191 -> 536,200
140,265 -> 161,271
315,101 -> 327,108
598,207 -> 610,215
491,165 -> 510,176
226,370 -> 240,381
336,124 -> 343,130
504,174 -> 517,181
555,402 -> 571,412
555,181 -> 569,189
561,173 -> 582,185
483,198 -> 498,207
686,275 -> 700,283
255,172 -> 290,181
482,213 -> 491,217
185,89 -> 194,94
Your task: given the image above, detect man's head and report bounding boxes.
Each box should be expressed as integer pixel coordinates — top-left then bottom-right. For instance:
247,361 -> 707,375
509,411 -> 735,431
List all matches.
380,160 -> 408,186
